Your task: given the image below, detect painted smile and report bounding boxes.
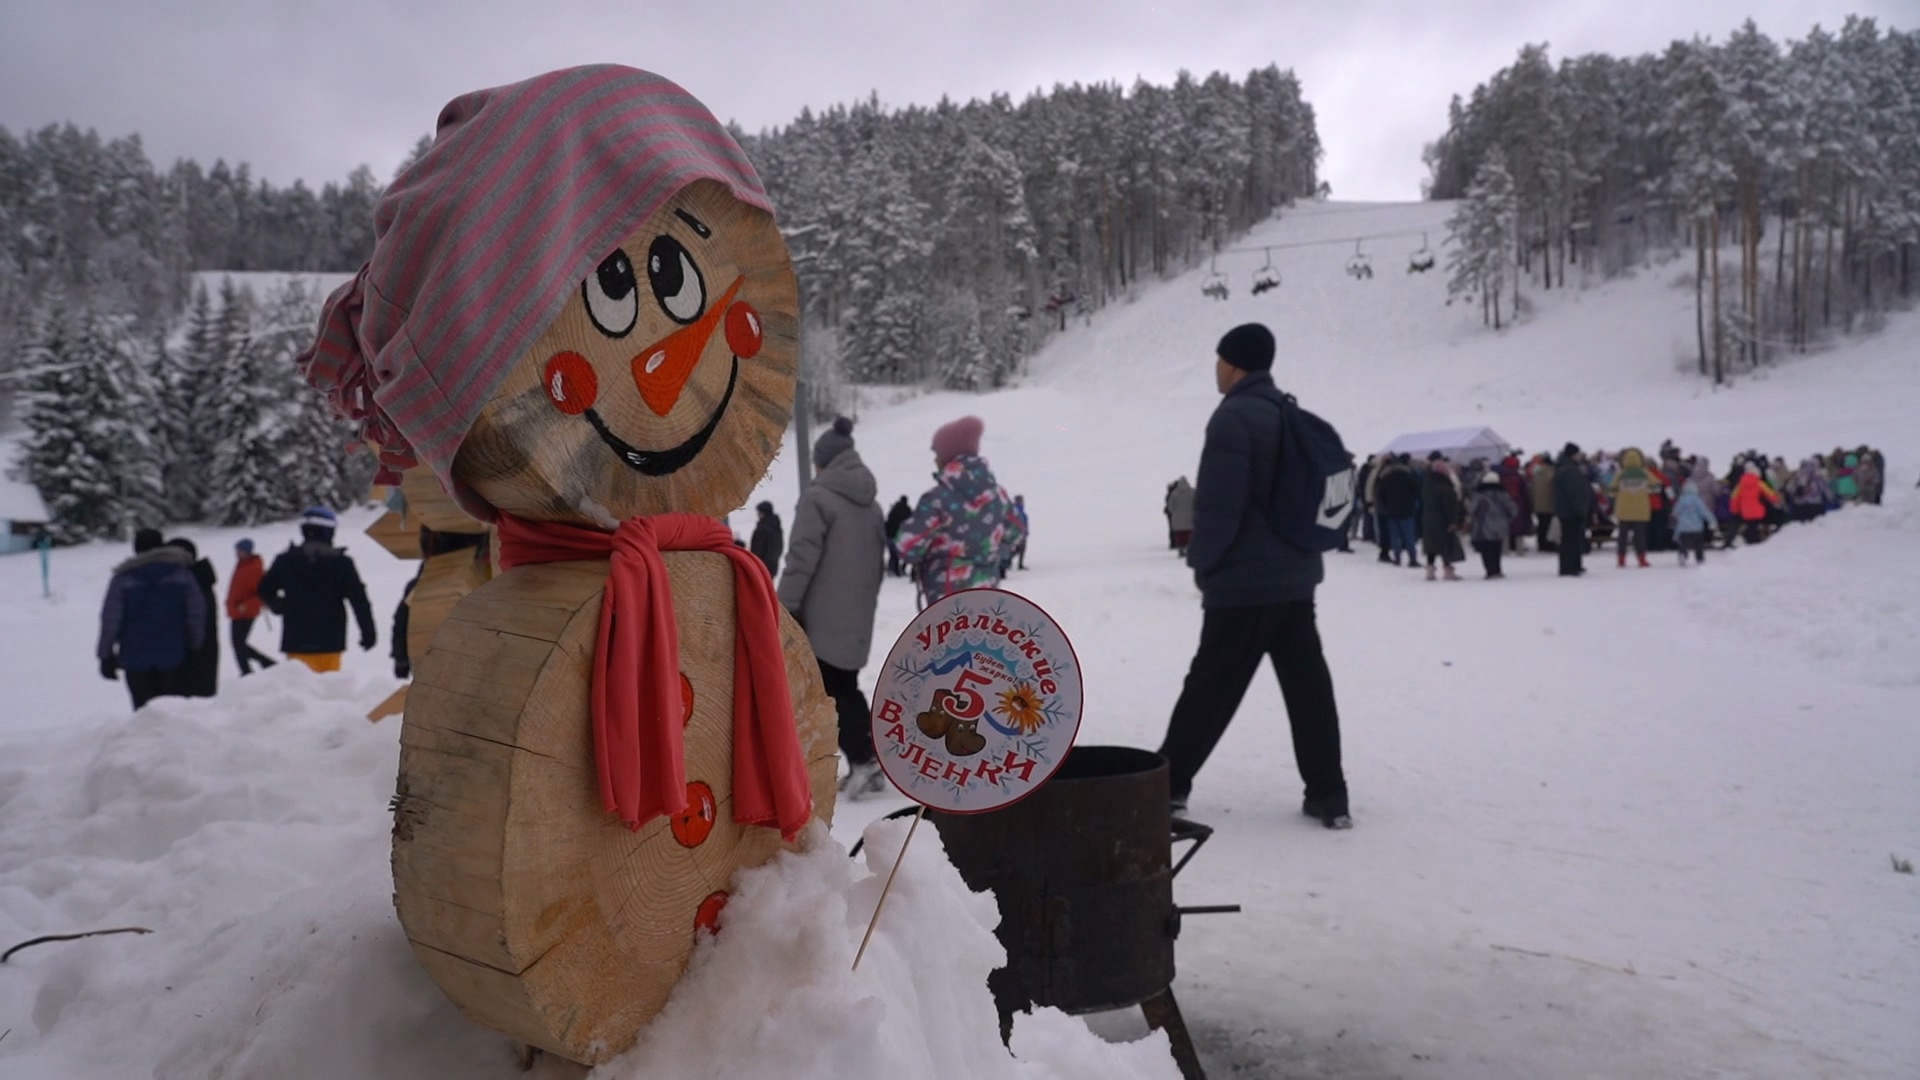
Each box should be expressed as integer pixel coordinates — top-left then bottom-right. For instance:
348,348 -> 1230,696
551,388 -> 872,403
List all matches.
581,355 -> 740,476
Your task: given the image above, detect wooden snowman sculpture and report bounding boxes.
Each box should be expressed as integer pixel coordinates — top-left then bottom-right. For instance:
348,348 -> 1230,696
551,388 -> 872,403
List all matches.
298,67 -> 837,1065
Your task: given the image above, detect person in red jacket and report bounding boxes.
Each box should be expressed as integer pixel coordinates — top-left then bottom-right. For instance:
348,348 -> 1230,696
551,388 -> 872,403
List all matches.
1728,463 -> 1783,546
227,539 -> 277,675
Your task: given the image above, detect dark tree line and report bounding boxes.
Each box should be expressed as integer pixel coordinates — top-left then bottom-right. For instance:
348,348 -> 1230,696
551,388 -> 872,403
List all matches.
740,66 -> 1323,398
1424,16 -> 1919,381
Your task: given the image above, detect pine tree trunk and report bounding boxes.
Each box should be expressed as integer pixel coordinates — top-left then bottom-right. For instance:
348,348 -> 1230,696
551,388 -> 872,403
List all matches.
1695,219 -> 1708,377
1492,281 -> 1502,330
1822,196 -> 1836,330
1841,184 -> 1855,332
1710,212 -> 1724,386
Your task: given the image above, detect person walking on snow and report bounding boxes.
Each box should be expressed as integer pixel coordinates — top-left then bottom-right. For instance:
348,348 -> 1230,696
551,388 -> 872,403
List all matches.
750,501 -> 784,579
1610,447 -> 1656,568
1729,463 -> 1783,545
1467,470 -> 1518,579
166,538 -> 221,697
777,417 -> 889,800
1671,480 -> 1714,566
1009,495 -> 1029,571
1554,443 -> 1592,577
1156,323 -> 1351,829
885,495 -> 912,577
1166,476 -> 1197,556
1529,453 -> 1559,551
227,539 -> 277,675
896,416 -> 1025,604
1421,456 -> 1465,581
98,528 -> 208,709
257,507 -> 377,673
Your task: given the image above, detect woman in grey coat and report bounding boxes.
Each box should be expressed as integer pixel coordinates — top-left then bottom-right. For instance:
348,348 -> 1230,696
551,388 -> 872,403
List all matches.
778,417 -> 890,798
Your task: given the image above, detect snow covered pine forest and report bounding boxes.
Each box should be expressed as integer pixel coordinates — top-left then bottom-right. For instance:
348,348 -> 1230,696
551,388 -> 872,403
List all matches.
2,12 -> 1919,1080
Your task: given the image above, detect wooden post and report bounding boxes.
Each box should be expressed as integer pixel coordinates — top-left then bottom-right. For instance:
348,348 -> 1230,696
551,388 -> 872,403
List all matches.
794,379 -> 813,493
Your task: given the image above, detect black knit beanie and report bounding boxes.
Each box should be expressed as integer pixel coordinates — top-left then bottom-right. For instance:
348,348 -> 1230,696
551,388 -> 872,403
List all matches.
1216,323 -> 1275,372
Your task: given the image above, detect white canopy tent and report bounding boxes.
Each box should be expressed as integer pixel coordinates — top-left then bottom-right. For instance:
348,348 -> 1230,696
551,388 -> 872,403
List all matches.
1381,426 -> 1512,466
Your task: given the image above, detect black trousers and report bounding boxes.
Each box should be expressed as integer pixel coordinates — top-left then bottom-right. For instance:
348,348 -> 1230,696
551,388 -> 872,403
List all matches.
1157,601 -> 1346,811
1535,511 -> 1557,550
231,617 -> 277,675
818,660 -> 875,766
126,668 -> 171,710
1677,531 -> 1707,562
1557,515 -> 1586,575
1474,538 -> 1504,577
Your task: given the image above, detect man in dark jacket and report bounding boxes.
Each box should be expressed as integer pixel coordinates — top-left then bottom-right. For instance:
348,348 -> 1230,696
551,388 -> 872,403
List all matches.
1157,323 -> 1351,829
258,507 -> 377,673
1372,454 -> 1421,567
750,501 -> 784,579
165,538 -> 221,697
98,528 -> 207,709
884,495 -> 912,577
1553,443 -> 1593,577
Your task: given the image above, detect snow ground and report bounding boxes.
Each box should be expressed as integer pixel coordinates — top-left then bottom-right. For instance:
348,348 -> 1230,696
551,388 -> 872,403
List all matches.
4,200 -> 1918,1078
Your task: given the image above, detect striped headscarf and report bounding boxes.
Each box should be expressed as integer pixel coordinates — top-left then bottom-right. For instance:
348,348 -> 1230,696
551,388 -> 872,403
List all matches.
298,65 -> 772,520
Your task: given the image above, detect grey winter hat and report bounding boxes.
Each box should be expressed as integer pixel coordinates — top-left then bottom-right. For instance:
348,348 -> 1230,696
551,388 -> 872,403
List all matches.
813,416 -> 855,470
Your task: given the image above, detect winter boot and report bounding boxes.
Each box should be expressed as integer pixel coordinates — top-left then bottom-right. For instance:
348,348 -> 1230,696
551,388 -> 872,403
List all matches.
1442,564 -> 1461,582
1617,550 -> 1627,568
1637,552 -> 1650,569
1425,563 -> 1437,581
1303,798 -> 1353,830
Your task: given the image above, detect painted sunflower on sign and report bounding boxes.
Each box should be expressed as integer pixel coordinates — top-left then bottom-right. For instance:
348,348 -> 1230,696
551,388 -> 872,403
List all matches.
997,683 -> 1047,735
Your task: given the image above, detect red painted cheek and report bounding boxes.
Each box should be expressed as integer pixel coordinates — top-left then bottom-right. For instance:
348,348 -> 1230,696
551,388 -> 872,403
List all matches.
543,352 -> 598,415
725,302 -> 763,359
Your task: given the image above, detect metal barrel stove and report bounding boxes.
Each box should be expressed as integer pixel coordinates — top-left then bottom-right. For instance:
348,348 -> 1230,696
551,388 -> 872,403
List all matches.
927,744 -> 1237,1080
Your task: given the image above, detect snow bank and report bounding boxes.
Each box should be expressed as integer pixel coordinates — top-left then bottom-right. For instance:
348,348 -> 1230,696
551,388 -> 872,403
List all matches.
0,663 -> 1174,1079
600,820 -> 1176,1080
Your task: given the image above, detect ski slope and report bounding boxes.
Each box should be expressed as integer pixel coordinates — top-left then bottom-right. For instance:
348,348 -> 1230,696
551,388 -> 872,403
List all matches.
3,201 -> 1917,1079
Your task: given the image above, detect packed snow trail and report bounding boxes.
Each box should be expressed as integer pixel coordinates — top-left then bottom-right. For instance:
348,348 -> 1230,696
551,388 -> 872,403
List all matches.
3,201 -> 1917,1078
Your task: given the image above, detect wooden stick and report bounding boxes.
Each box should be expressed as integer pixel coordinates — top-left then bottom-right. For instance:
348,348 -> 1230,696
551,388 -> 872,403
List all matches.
853,805 -> 924,972
3,926 -> 152,963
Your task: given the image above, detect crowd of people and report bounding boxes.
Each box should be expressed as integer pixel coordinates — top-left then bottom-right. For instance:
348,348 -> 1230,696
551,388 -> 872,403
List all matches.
96,506 -> 378,710
1346,441 -> 1890,580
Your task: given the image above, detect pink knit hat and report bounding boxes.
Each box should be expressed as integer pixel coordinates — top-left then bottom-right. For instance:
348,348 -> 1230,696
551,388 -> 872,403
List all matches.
298,65 -> 772,520
932,416 -> 984,466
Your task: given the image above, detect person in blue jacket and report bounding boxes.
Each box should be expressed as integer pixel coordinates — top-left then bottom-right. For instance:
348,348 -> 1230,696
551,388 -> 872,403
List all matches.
98,528 -> 207,709
1670,480 -> 1715,566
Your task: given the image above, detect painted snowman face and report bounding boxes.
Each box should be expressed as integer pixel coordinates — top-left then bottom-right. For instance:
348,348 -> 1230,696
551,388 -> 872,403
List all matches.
453,179 -> 799,526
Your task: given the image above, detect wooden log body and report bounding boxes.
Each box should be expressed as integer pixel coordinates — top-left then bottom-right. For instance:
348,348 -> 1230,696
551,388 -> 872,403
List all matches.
392,552 -> 837,1064
405,546 -> 493,667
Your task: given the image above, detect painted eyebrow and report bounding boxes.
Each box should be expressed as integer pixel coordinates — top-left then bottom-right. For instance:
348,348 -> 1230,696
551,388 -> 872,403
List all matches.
673,209 -> 711,238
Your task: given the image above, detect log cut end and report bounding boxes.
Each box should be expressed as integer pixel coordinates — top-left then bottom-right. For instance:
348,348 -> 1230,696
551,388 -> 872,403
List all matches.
392,551 -> 838,1063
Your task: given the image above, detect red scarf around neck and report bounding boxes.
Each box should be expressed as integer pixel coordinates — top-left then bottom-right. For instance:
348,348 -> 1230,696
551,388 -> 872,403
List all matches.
495,511 -> 811,840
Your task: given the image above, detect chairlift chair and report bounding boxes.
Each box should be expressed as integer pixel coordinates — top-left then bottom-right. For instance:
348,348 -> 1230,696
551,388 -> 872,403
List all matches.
1346,239 -> 1373,280
1408,233 -> 1435,274
1202,255 -> 1230,301
1250,247 -> 1282,295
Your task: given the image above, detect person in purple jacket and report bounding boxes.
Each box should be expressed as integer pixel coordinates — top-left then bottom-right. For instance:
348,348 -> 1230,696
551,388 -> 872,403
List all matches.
98,528 -> 208,710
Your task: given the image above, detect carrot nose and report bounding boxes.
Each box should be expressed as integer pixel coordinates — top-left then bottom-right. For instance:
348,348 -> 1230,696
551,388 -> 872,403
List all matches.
631,277 -> 744,417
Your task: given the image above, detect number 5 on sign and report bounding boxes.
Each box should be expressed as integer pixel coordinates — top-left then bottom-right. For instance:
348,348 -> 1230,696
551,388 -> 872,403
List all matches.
933,668 -> 994,719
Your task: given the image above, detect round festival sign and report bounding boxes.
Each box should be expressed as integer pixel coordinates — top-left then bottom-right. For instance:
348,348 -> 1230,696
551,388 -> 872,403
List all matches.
870,588 -> 1083,814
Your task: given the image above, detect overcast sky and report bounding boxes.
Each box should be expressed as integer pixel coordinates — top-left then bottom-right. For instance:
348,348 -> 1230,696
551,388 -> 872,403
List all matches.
0,1 -> 1906,201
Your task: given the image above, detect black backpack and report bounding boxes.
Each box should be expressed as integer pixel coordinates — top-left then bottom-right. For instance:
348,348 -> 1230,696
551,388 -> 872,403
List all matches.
1265,393 -> 1356,554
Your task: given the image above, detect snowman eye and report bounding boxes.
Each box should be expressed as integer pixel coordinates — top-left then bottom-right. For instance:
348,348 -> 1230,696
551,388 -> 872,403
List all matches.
583,249 -> 639,338
647,235 -> 707,325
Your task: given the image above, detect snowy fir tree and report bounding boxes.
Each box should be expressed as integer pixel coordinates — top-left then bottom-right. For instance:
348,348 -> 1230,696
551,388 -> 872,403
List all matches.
1422,19 -> 1920,372
12,301 -> 166,541
1446,150 -> 1519,329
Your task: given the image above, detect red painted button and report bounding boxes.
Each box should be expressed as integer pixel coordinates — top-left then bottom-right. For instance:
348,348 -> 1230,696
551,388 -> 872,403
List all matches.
724,302 -> 763,359
543,352 -> 598,414
671,781 -> 716,848
695,891 -> 729,936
